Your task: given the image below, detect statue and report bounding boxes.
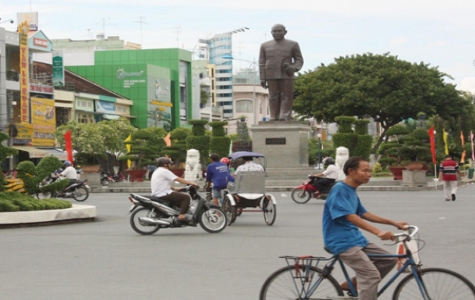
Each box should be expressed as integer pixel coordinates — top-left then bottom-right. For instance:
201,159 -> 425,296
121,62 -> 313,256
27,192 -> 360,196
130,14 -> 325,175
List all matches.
335,147 -> 349,181
184,149 -> 202,181
259,24 -> 304,121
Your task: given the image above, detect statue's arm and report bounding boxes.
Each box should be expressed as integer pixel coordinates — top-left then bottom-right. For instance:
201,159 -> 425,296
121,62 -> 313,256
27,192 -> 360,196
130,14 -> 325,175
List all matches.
292,42 -> 304,72
259,44 -> 267,88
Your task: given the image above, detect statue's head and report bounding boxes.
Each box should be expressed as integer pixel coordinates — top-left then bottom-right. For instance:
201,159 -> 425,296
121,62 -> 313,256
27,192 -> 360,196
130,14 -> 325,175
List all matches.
271,24 -> 287,41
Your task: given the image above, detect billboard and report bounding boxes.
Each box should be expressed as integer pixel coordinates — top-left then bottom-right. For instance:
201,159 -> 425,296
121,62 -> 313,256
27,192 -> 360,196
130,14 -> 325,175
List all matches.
31,97 -> 56,147
52,50 -> 64,86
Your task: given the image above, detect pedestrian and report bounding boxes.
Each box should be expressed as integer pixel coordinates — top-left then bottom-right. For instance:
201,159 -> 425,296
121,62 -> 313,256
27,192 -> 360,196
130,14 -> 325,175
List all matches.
206,153 -> 234,206
438,154 -> 463,201
322,156 -> 407,300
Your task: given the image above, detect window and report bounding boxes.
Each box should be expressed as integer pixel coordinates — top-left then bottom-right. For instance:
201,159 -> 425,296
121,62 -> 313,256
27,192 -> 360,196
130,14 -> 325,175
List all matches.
236,100 -> 253,113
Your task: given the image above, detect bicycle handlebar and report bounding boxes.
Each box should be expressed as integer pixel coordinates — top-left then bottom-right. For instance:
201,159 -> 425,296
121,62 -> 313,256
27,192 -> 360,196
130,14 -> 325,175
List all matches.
394,225 -> 418,243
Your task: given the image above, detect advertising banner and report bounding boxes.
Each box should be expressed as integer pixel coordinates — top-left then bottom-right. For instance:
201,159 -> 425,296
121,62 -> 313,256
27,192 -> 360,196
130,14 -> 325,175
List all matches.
52,50 -> 64,86
19,21 -> 30,123
148,77 -> 172,130
31,97 -> 56,147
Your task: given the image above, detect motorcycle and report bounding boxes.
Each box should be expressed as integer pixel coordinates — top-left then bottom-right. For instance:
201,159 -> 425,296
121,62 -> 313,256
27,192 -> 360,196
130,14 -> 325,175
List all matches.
128,185 -> 227,235
37,175 -> 90,202
291,175 -> 336,204
100,171 -> 114,186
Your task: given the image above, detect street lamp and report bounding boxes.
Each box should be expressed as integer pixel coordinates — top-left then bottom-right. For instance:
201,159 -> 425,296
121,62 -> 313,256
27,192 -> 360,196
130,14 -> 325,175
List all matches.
317,133 -> 322,170
222,55 -> 259,124
0,18 -> 14,25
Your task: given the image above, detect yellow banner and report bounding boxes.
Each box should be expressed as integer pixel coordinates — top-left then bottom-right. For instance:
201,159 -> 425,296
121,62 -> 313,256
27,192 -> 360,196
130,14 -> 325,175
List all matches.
19,21 -> 30,123
31,97 -> 56,147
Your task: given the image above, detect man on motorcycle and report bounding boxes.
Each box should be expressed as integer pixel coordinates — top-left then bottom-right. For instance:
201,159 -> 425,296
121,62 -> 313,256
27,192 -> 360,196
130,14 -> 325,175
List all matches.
151,157 -> 198,223
55,160 -> 78,186
312,157 -> 338,193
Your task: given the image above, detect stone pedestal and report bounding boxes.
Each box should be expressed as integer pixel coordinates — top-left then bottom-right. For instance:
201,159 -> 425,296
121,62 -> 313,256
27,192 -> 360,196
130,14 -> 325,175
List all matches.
250,121 -> 310,168
402,170 -> 427,188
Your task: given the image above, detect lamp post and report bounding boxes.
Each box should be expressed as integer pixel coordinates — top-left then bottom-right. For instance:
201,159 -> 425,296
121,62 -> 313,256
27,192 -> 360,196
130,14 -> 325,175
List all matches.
317,133 -> 322,170
222,55 -> 259,124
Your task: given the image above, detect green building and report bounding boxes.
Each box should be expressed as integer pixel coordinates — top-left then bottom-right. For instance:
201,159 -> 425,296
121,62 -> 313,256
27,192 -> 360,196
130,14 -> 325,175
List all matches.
67,48 -> 193,130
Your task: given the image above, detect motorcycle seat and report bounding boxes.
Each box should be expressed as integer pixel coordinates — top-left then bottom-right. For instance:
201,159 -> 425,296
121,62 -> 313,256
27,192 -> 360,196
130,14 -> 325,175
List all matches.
147,195 -> 171,206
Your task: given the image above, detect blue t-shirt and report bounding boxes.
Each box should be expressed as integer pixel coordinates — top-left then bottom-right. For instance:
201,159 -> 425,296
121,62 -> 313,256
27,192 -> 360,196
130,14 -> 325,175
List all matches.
206,162 -> 234,189
322,181 -> 368,255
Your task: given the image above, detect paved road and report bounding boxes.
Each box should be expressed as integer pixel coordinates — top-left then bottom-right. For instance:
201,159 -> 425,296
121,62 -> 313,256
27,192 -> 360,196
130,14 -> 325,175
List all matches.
1,184 -> 475,300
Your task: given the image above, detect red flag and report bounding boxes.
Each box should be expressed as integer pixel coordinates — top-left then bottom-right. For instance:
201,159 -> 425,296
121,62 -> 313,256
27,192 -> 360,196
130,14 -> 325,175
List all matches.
471,131 -> 474,161
428,126 -> 436,164
63,130 -> 73,163
461,131 -> 466,163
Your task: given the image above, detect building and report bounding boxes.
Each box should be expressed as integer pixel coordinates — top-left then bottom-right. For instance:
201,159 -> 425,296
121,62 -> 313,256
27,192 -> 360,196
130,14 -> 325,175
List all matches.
66,48 -> 194,130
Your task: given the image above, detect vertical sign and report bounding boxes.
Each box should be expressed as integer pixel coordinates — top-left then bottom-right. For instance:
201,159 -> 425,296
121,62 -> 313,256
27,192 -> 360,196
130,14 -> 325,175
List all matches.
19,21 -> 30,123
52,50 -> 64,86
31,97 -> 56,146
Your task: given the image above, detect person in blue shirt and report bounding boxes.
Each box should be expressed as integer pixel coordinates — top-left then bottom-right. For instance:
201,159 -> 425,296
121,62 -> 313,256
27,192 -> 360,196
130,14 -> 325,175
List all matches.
322,156 -> 407,300
205,153 -> 234,206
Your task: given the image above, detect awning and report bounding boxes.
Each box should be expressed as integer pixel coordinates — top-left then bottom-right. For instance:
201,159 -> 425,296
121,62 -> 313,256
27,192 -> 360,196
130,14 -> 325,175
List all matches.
12,146 -> 68,160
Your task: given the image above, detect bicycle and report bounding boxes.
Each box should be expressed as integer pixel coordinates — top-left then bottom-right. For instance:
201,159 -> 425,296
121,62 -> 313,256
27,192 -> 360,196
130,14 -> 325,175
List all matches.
259,225 -> 475,299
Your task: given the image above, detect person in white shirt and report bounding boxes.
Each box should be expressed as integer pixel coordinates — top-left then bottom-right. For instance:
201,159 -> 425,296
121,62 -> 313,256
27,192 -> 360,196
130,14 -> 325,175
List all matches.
151,157 -> 198,223
56,160 -> 78,186
312,157 -> 339,193
234,157 -> 264,176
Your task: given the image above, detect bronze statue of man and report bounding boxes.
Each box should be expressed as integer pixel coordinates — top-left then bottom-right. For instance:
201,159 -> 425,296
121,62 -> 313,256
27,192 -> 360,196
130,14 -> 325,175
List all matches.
259,24 -> 304,121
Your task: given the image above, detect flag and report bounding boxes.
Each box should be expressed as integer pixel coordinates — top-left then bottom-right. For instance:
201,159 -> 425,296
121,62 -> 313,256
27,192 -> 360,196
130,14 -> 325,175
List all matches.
443,130 -> 449,155
461,131 -> 466,163
471,131 -> 474,161
428,126 -> 436,164
125,134 -> 132,168
164,133 -> 171,146
63,130 -> 73,163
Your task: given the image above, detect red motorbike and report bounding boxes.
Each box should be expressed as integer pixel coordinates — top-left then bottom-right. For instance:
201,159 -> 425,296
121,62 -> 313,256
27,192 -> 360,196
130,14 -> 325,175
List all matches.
291,175 -> 335,204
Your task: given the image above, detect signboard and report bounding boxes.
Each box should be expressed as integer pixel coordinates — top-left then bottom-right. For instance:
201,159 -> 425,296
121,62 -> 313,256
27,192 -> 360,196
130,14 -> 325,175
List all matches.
13,123 -> 33,144
116,67 -> 145,88
19,21 -> 30,123
17,12 -> 38,31
148,77 -> 171,130
52,50 -> 64,86
95,100 -> 116,113
31,97 -> 56,147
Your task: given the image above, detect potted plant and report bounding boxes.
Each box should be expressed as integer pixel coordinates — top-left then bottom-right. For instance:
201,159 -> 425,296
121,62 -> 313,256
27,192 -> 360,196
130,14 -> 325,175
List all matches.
119,127 -> 167,182
398,128 -> 432,170
377,124 -> 409,180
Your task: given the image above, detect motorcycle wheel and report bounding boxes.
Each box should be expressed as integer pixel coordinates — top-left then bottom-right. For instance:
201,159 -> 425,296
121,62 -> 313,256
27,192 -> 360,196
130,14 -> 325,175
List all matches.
130,207 -> 160,235
72,186 -> 89,202
291,187 -> 311,204
199,208 -> 227,233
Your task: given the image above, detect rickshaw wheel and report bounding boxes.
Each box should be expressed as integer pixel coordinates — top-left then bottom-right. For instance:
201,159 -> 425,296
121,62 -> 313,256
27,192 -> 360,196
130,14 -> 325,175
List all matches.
263,197 -> 276,226
236,208 -> 243,216
222,197 -> 236,225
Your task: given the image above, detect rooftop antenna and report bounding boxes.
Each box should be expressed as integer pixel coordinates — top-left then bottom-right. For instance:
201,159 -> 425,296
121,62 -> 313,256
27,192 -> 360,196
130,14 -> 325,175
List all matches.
133,16 -> 148,47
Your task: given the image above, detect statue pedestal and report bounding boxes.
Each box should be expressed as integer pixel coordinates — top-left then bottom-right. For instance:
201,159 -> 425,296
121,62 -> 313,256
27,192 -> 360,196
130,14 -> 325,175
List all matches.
250,121 -> 310,168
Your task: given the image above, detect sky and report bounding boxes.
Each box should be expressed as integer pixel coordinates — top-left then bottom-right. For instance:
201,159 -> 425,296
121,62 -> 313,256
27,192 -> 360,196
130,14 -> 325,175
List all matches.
3,0 -> 475,92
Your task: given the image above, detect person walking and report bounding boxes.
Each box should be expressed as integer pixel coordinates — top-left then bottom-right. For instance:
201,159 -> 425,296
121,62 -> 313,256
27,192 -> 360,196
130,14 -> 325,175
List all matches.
322,156 -> 407,300
438,154 -> 463,201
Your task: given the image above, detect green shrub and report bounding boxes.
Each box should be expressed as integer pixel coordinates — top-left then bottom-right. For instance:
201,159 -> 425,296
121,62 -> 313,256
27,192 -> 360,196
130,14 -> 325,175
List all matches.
372,163 -> 383,173
0,192 -> 72,212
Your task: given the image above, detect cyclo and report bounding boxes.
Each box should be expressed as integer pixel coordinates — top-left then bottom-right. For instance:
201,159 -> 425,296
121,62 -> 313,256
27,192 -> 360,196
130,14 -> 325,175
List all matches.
221,151 -> 277,226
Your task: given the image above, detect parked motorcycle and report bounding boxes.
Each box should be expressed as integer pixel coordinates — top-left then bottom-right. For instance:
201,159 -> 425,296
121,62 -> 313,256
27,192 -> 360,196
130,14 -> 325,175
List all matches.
100,171 -> 114,186
291,175 -> 336,204
36,175 -> 90,202
128,185 -> 227,235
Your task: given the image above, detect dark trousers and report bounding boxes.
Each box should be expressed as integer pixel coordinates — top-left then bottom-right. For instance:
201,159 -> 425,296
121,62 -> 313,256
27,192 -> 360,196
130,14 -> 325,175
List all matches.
267,79 -> 294,121
313,178 -> 335,193
160,192 -> 191,215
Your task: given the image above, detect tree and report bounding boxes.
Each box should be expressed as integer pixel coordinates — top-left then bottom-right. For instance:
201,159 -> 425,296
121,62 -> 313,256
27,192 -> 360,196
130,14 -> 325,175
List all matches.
120,127 -> 167,169
293,53 -> 470,154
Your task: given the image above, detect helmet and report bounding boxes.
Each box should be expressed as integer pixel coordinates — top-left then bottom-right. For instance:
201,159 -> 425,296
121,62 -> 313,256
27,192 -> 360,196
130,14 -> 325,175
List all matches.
63,160 -> 71,166
156,157 -> 173,167
220,157 -> 230,165
323,157 -> 335,166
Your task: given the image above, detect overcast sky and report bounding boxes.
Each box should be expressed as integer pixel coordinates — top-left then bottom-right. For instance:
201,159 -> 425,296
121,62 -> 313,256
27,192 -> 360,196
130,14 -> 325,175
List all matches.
4,0 -> 475,92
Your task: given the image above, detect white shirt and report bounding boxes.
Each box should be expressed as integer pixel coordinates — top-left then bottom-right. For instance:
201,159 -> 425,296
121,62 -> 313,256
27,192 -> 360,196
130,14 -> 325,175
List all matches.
151,167 -> 178,197
323,164 -> 339,180
234,161 -> 264,176
61,166 -> 77,180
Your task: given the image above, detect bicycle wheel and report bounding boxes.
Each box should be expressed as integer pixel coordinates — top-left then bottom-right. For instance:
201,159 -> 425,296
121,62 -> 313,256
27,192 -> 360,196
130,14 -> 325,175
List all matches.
263,197 -> 276,226
392,267 -> 475,300
259,265 -> 343,300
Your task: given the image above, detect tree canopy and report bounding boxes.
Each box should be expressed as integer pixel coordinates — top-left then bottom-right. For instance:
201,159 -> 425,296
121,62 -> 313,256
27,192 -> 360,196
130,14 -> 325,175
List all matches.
293,53 -> 471,153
